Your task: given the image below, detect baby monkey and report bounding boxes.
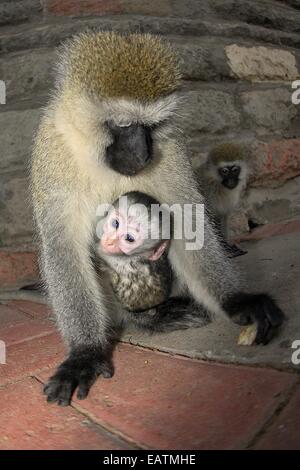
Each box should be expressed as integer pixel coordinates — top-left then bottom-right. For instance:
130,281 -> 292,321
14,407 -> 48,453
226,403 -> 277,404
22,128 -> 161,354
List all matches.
96,191 -> 172,312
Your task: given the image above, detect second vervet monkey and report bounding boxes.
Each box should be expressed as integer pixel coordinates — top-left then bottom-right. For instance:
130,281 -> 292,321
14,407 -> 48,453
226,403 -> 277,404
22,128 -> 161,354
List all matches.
196,142 -> 249,257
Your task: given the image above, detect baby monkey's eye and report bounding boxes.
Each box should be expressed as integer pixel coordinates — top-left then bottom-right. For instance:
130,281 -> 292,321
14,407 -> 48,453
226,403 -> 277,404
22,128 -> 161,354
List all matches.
125,233 -> 135,243
111,219 -> 119,229
220,167 -> 229,176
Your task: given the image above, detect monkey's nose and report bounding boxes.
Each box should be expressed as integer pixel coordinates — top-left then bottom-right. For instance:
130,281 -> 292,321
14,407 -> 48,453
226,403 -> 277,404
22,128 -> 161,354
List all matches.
106,233 -> 118,245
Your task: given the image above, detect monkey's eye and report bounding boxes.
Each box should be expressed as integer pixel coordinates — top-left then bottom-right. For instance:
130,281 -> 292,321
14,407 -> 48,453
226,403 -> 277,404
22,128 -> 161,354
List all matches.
231,166 -> 240,175
125,233 -> 135,243
111,219 -> 119,229
220,167 -> 229,176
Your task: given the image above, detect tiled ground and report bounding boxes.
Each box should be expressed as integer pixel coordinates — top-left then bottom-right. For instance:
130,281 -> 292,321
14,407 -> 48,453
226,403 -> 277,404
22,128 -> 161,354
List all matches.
0,300 -> 299,450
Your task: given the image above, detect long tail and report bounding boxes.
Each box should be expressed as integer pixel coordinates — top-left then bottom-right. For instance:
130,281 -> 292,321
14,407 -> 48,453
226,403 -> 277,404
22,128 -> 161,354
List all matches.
124,297 -> 211,333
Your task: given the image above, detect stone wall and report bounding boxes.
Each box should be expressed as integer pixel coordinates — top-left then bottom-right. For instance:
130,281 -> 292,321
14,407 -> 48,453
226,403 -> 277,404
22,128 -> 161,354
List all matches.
0,0 -> 300,246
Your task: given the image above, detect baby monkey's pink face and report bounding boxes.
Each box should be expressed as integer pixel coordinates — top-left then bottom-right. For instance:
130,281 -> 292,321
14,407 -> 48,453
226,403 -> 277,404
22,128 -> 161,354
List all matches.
101,209 -> 145,256
100,208 -> 168,260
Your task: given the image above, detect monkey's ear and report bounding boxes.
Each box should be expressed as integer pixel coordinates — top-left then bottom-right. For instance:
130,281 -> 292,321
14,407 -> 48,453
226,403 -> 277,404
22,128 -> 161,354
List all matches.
148,241 -> 169,261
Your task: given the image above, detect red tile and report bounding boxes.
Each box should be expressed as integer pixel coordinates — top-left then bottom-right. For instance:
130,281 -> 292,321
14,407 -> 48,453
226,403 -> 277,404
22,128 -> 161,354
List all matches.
0,332 -> 65,387
0,302 -> 55,349
254,387 -> 300,449
39,344 -> 296,450
0,304 -> 29,327
0,250 -> 39,290
0,318 -> 55,346
8,300 -> 52,320
0,378 -> 131,450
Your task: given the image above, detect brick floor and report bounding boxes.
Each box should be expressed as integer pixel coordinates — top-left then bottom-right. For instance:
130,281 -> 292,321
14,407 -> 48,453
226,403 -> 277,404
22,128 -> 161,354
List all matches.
39,346 -> 296,450
7,300 -> 52,320
0,250 -> 39,290
0,300 -> 299,450
254,387 -> 300,450
0,379 -> 132,450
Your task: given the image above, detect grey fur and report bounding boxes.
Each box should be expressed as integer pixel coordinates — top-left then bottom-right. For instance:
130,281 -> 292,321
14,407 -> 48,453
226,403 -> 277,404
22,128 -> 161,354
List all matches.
30,32 -> 284,406
97,255 -> 172,312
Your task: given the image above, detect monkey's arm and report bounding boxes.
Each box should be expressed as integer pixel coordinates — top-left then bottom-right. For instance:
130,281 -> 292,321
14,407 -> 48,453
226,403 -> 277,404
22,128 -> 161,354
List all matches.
38,214 -> 115,405
217,215 -> 248,258
31,123 -> 116,405
154,174 -> 284,345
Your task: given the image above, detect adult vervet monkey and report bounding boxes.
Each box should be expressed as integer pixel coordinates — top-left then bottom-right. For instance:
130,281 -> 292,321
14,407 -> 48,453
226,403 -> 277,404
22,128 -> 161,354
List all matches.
31,32 -> 284,406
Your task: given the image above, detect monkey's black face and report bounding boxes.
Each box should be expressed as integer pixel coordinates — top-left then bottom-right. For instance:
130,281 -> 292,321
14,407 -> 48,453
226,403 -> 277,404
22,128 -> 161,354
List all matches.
218,165 -> 241,189
105,122 -> 153,176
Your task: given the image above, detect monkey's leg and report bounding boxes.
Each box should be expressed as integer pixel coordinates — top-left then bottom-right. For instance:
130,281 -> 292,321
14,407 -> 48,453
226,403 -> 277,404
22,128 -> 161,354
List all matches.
37,219 -> 116,406
162,187 -> 285,345
226,244 -> 248,258
124,297 -> 211,333
216,216 -> 247,257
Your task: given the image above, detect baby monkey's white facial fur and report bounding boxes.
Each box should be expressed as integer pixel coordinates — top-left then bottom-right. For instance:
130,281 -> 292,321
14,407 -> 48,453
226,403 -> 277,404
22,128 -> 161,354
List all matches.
98,192 -> 170,261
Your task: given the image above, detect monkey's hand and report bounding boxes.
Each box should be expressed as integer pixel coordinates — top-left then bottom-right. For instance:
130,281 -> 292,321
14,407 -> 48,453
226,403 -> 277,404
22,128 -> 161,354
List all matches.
43,347 -> 114,406
224,293 -> 285,345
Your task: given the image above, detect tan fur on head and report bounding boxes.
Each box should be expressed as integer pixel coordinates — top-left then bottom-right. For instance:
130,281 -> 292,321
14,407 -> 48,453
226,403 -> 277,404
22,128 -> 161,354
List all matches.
209,142 -> 246,165
58,31 -> 182,101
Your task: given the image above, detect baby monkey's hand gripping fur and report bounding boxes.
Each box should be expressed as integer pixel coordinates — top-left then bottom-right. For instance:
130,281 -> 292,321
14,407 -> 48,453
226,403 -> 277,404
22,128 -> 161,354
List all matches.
31,32 -> 285,406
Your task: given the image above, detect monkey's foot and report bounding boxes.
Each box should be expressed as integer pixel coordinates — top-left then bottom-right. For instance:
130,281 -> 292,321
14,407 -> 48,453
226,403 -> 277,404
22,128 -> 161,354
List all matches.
224,293 -> 285,345
43,347 -> 114,406
227,244 -> 248,258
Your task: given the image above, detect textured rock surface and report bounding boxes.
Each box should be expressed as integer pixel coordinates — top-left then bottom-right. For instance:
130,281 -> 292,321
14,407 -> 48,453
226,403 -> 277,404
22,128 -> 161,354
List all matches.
241,88 -> 299,132
0,109 -> 41,172
0,0 -> 299,246
0,173 -> 33,247
225,45 -> 299,81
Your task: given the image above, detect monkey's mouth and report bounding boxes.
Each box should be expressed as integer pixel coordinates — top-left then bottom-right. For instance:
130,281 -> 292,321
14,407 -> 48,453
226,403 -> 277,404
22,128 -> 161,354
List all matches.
106,153 -> 153,176
222,178 -> 239,189
105,122 -> 154,176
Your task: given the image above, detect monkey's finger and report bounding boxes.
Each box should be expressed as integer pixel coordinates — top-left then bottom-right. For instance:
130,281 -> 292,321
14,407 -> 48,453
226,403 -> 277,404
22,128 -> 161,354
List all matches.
266,304 -> 285,327
76,382 -> 93,400
56,380 -> 77,406
255,318 -> 274,345
101,363 -> 114,378
44,376 -> 77,406
76,370 -> 98,400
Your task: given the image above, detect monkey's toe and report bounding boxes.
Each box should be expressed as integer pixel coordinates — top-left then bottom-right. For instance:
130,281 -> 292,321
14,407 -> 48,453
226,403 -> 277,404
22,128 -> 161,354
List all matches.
225,292 -> 285,345
44,373 -> 77,406
43,348 -> 114,405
